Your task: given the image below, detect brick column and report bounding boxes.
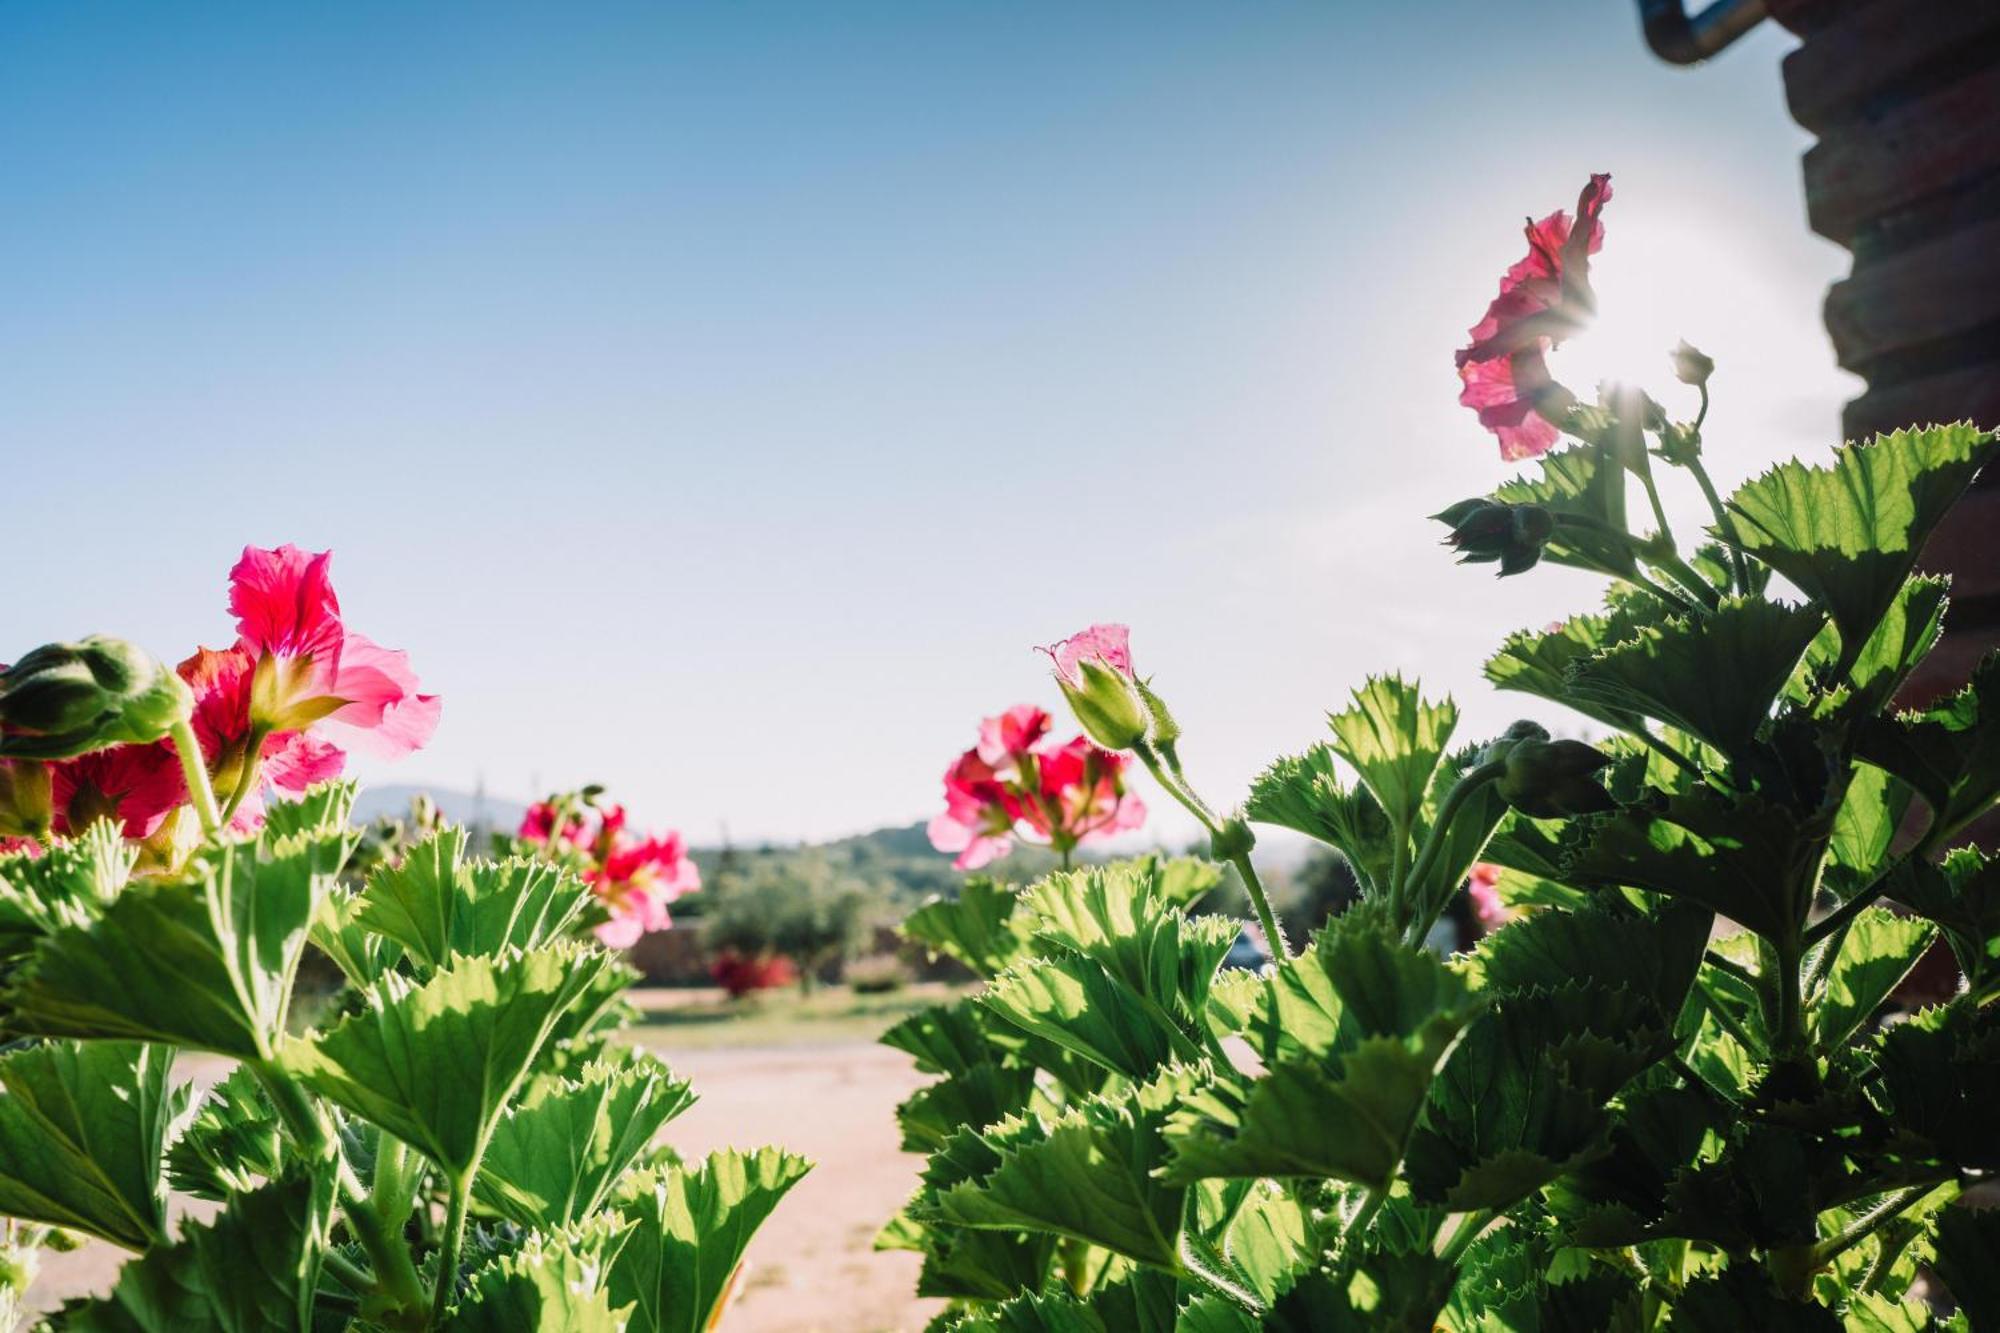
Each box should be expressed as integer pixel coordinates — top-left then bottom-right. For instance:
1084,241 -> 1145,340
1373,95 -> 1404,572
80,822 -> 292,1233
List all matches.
1775,0 -> 2000,705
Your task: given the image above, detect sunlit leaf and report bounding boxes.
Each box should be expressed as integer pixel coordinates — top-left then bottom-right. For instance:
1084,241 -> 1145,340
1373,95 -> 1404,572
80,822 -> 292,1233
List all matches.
1326,675 -> 1457,838
1812,908 -> 1934,1051
902,878 -> 1032,979
607,1147 -> 812,1333
7,827 -> 348,1059
1565,598 -> 1825,757
167,1065 -> 284,1203
356,827 -> 594,976
283,942 -> 620,1179
477,1054 -> 695,1230
48,1174 -> 332,1332
0,1040 -> 176,1250
1723,423 -> 1997,670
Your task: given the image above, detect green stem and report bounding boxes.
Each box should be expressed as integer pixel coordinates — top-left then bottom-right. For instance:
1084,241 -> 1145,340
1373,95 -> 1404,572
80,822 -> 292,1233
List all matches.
1344,1185 -> 1387,1240
1135,743 -> 1289,960
1702,948 -> 1758,988
430,1174 -> 473,1328
169,717 -> 222,837
1652,551 -> 1723,610
1685,453 -> 1750,595
322,1248 -> 376,1297
1774,936 -> 1806,1060
1229,851 -> 1289,963
1638,470 -> 1676,548
217,724 -> 271,828
1399,761 -> 1507,946
246,1062 -> 427,1324
1809,1184 -> 1942,1269
1803,864 -> 1899,949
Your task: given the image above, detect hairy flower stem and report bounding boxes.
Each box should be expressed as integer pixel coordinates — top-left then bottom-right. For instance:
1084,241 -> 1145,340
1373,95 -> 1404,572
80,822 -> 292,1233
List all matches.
1398,761 -> 1505,947
1810,1183 -> 1944,1271
430,1174 -> 474,1328
169,717 -> 222,837
248,1061 -> 427,1325
1134,743 -> 1289,960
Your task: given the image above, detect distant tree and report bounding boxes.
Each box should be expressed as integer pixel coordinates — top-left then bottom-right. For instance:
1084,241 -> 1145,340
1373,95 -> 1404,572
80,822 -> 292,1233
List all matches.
703,854 -> 882,993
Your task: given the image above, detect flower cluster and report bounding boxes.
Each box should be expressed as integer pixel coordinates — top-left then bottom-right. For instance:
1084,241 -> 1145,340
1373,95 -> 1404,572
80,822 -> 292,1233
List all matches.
927,703 -> 1146,870
1456,172 -> 1611,460
519,793 -> 700,947
0,544 -> 437,855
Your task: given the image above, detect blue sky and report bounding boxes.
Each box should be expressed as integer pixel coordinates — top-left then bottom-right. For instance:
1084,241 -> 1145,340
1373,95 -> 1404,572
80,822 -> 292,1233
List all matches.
2,2 -> 1853,844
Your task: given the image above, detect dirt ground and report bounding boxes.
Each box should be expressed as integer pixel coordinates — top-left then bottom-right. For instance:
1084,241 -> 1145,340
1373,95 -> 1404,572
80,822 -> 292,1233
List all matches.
28,1036 -> 945,1332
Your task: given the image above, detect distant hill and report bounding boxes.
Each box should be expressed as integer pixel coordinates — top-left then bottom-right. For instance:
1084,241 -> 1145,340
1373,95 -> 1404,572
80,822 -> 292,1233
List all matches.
352,784 -> 529,832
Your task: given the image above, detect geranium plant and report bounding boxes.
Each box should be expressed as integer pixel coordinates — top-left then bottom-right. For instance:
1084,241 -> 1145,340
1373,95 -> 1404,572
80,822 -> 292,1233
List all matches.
881,177 -> 2000,1328
0,548 -> 804,1330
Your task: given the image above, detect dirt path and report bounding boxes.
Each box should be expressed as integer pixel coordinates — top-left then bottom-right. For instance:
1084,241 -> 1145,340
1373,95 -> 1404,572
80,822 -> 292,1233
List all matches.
29,1040 -> 944,1332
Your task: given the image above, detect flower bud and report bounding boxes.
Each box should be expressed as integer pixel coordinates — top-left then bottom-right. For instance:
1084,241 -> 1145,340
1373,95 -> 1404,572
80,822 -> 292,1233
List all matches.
1671,340 -> 1714,387
1494,734 -> 1615,819
1654,421 -> 1702,467
0,637 -> 193,760
1058,658 -> 1150,753
0,760 -> 52,839
1135,678 -> 1181,750
1434,500 -> 1556,577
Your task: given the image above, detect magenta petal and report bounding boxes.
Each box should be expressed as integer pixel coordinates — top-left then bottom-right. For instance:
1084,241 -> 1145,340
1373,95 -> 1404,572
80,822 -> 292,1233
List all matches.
229,545 -> 344,662
262,732 -> 347,794
322,634 -> 441,758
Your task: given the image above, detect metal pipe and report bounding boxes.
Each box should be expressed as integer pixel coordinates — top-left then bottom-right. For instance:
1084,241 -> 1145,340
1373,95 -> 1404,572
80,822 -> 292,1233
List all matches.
1637,0 -> 1770,64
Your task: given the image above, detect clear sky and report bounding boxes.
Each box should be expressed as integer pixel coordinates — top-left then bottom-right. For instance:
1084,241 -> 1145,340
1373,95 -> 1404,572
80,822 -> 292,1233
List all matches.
2,2 -> 1854,845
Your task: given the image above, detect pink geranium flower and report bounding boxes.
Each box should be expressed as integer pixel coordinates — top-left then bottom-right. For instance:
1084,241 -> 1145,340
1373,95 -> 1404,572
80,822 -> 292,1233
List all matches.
1466,862 -> 1516,932
181,646 -> 345,827
1042,624 -> 1133,688
927,704 -> 1146,869
523,797 -> 701,947
48,741 -> 187,840
227,544 -> 441,759
1456,174 -> 1612,460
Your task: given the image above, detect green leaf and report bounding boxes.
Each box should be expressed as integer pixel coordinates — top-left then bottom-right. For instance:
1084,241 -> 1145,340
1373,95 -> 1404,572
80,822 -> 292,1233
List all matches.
881,997 -> 996,1078
1670,1263 -> 1842,1331
6,827 -> 348,1059
1813,907 -> 1934,1051
1246,746 -> 1398,893
356,828 -> 594,975
47,1174 -> 332,1333
1820,575 -> 1950,719
1326,676 -> 1457,838
939,1067 -> 1198,1271
983,954 -> 1192,1079
1857,653 -> 2000,841
895,1062 -> 1039,1154
167,1066 -> 285,1202
1474,899 -> 1709,1017
1022,864 -> 1238,1038
443,1228 -> 631,1332
0,1040 -> 176,1250
308,886 -> 405,988
258,780 -> 357,841
1889,849 -> 2000,990
1872,1001 -> 2000,1172
1485,601 -> 1669,733
0,819 -> 133,939
1826,763 -> 1912,900
476,1054 -> 695,1230
1561,789 -> 1809,941
1565,598 -> 1826,757
1723,423 -> 1998,670
1933,1204 -> 2000,1332
1405,983 -> 1666,1210
606,1147 -> 812,1333
283,942 -> 620,1179
902,877 -> 1032,978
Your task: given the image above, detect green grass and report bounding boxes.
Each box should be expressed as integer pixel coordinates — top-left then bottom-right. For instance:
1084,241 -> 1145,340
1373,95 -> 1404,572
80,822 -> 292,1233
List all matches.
628,981 -> 976,1051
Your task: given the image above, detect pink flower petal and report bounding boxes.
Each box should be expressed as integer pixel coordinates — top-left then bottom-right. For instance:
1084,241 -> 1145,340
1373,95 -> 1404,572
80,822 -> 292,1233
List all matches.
229,545 -> 344,663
